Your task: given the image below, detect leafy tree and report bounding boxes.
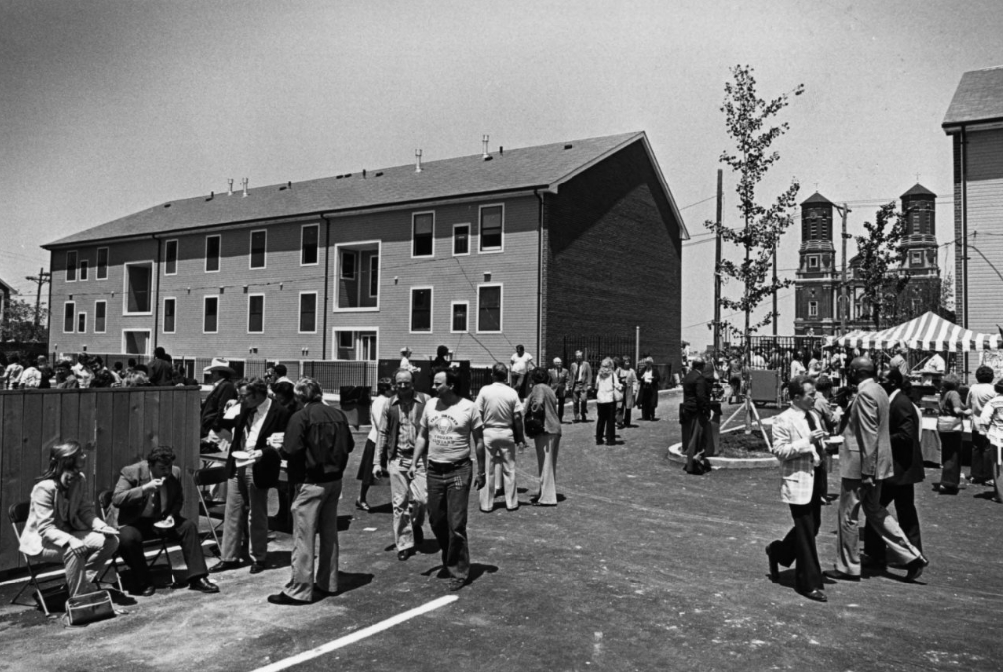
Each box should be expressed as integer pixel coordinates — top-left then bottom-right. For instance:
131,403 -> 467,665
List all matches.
707,65 -> 804,359
854,202 -> 908,330
1,296 -> 48,342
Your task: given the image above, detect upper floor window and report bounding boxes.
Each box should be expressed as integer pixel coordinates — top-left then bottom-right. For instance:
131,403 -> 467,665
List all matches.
335,241 -> 380,311
477,284 -> 502,332
479,205 -> 503,252
163,297 -> 176,333
94,301 -> 107,333
808,301 -> 818,317
369,256 -> 379,297
164,239 -> 178,275
77,311 -> 87,333
453,224 -> 470,256
248,294 -> 265,333
66,251 -> 78,282
911,250 -> 923,266
205,235 -> 221,273
412,212 -> 434,257
410,287 -> 432,332
807,255 -> 819,269
250,230 -> 267,269
301,224 -> 319,265
96,248 -> 108,280
79,259 -> 89,281
299,292 -> 317,333
204,296 -> 219,334
123,262 -> 153,315
63,301 -> 75,333
451,302 -> 468,333
340,251 -> 356,280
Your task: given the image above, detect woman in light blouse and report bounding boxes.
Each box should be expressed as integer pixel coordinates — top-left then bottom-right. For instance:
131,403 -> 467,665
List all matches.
524,368 -> 562,506
594,358 -> 623,446
976,379 -> 1003,504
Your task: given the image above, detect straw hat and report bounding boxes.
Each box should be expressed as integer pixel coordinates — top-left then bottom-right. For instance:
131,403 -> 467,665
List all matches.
203,357 -> 235,375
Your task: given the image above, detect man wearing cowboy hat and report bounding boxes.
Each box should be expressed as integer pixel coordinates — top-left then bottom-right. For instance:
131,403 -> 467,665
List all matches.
200,357 -> 239,450
400,346 -> 415,371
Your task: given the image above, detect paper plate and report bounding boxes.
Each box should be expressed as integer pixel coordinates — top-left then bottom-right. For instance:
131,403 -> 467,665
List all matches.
154,516 -> 175,529
826,436 -> 844,444
231,450 -> 252,460
234,459 -> 256,468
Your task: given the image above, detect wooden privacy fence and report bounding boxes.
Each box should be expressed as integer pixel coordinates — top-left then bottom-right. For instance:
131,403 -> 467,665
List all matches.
0,386 -> 201,575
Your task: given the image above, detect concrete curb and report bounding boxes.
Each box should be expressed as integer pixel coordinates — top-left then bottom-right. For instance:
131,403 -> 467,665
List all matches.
666,415 -> 778,470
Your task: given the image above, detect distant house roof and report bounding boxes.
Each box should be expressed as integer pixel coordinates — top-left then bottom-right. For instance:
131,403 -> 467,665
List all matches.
943,66 -> 1003,129
801,192 -> 834,207
44,131 -> 688,249
0,277 -> 14,295
901,183 -> 936,199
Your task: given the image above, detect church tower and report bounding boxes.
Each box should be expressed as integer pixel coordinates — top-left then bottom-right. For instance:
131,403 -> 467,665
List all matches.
794,192 -> 838,336
900,184 -> 939,279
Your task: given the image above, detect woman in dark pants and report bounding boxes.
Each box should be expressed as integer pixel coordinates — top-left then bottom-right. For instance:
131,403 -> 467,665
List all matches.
936,373 -> 971,494
637,358 -> 659,421
594,358 -> 622,446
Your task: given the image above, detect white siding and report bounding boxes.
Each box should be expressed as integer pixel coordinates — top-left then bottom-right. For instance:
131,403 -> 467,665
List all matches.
965,128 -> 1003,336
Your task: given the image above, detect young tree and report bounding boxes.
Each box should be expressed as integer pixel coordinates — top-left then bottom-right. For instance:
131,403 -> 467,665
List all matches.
1,297 -> 48,342
854,202 -> 908,330
707,65 -> 804,358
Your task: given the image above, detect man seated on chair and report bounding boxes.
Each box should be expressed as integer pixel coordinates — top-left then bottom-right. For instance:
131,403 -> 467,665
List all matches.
111,446 -> 219,596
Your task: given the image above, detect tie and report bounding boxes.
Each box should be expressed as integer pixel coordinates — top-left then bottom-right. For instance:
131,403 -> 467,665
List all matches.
804,410 -> 822,450
152,487 -> 162,518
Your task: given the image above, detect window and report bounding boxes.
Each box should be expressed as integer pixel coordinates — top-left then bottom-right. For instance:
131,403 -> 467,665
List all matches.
66,251 -> 78,282
808,301 -> 818,317
205,235 -> 221,272
477,284 -> 502,332
412,212 -> 434,257
911,251 -> 923,265
79,260 -> 89,281
96,248 -> 108,280
453,224 -> 470,256
299,292 -> 317,333
163,298 -> 176,334
63,302 -> 75,333
333,329 -> 378,361
123,329 -> 150,356
479,205 -> 503,252
94,301 -> 106,333
248,294 -> 265,333
369,256 -> 379,297
164,239 -> 178,275
204,296 -> 219,333
410,287 -> 432,332
301,224 -> 319,265
340,251 -> 356,280
250,230 -> 267,269
808,255 -> 819,269
451,301 -> 468,333
338,331 -> 353,349
77,312 -> 87,333
123,262 -> 153,315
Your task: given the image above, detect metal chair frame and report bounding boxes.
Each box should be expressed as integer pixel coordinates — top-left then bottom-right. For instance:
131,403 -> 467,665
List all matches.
189,466 -> 229,558
7,502 -> 67,616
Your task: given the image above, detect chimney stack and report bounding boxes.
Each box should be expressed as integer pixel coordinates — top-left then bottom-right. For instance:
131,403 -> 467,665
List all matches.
242,178 -> 248,197
415,150 -> 422,173
228,179 -> 234,196
482,135 -> 489,159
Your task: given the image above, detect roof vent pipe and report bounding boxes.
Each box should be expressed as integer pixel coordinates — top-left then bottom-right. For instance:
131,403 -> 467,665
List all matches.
482,135 -> 489,159
415,150 -> 422,173
228,179 -> 234,196
242,178 -> 248,197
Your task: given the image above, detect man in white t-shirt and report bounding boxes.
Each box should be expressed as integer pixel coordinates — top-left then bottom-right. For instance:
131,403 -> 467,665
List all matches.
475,363 -> 525,513
924,352 -> 946,374
509,344 -> 534,398
410,369 -> 485,591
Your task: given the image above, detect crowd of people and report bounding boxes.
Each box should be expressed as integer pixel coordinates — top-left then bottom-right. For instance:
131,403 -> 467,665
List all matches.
0,347 -> 199,390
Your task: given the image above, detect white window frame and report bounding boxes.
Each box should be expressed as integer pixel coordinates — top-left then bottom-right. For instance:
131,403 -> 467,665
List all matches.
162,297 -> 177,334
66,250 -> 78,283
164,239 -> 179,276
205,234 -> 221,273
331,327 -> 379,361
478,203 -> 505,254
77,311 -> 87,334
247,293 -> 266,334
121,328 -> 152,357
298,291 -> 318,334
911,250 -> 923,265
62,301 -> 75,333
340,250 -> 357,280
411,211 -> 435,258
94,300 -> 107,334
409,285 -> 434,334
96,247 -> 109,280
808,301 -> 819,317
333,240 -> 381,313
476,282 -> 503,333
79,259 -> 89,281
300,223 -> 320,266
368,254 -> 379,298
337,331 -> 354,350
249,229 -> 267,270
203,295 -> 220,334
450,300 -> 469,333
122,260 -> 155,317
452,223 -> 471,256
807,255 -> 819,269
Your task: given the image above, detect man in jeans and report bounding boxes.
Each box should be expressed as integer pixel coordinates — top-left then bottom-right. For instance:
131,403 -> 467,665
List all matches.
569,350 -> 592,423
378,369 -> 430,561
410,369 -> 486,590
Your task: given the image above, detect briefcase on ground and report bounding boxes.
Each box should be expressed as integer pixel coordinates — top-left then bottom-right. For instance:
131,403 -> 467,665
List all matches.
65,590 -> 115,626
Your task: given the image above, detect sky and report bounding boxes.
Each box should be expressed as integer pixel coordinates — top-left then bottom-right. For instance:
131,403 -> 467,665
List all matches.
3,0 -> 1003,348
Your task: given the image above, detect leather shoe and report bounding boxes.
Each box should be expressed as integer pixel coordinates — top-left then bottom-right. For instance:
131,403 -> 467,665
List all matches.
209,560 -> 242,574
267,592 -> 312,606
138,583 -> 156,597
249,562 -> 266,574
448,577 -> 466,591
355,499 -> 370,512
801,589 -> 828,603
397,549 -> 411,561
905,555 -> 929,582
823,569 -> 860,582
189,577 -> 220,594
765,543 -> 779,583
313,587 -> 338,598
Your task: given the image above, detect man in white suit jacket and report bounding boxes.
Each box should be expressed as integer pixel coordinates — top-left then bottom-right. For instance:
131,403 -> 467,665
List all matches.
765,378 -> 828,602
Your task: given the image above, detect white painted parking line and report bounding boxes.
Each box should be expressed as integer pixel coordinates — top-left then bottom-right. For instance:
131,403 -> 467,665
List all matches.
249,595 -> 459,672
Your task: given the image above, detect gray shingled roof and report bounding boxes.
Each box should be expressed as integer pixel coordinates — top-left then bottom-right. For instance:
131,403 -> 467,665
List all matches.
801,192 -> 833,206
45,131 -> 687,248
943,66 -> 1003,128
901,183 -> 936,199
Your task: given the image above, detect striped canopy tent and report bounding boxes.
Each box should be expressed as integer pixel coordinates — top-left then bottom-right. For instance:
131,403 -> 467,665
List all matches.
832,312 -> 1003,352
826,330 -> 867,348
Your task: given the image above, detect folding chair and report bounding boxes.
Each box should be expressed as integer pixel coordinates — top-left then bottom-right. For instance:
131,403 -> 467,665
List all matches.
189,466 -> 228,557
98,490 -> 172,585
8,502 -> 67,616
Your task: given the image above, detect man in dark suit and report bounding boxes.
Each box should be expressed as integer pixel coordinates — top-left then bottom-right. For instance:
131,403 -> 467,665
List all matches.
863,368 -> 925,568
680,356 -> 712,475
569,351 -> 593,423
548,358 -> 571,424
112,446 -> 219,596
210,377 -> 292,574
148,346 -> 174,386
200,358 -> 239,447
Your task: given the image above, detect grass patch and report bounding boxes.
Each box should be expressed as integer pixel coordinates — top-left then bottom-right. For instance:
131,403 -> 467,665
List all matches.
716,427 -> 773,459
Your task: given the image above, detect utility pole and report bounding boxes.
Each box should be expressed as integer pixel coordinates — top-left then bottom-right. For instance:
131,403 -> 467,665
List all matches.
836,204 -> 851,333
772,242 -> 778,336
713,169 -> 723,355
25,268 -> 51,330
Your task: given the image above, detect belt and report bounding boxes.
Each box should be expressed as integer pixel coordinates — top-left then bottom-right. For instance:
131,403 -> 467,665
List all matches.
428,458 -> 471,473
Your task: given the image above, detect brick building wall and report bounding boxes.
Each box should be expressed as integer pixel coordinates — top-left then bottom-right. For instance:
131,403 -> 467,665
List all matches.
543,140 -> 683,371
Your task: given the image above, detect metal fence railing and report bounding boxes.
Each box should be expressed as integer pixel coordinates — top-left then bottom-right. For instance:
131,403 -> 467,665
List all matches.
302,360 -> 379,394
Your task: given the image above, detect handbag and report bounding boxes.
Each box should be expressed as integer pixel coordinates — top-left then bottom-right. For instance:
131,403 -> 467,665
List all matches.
611,375 -> 623,403
936,415 -> 962,433
65,589 -> 115,626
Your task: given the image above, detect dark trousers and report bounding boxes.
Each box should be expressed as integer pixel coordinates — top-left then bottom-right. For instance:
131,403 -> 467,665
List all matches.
639,386 -> 656,420
118,516 -> 207,586
596,402 -> 616,444
772,466 -> 825,594
939,431 -> 963,489
682,414 -> 710,473
572,384 -> 589,421
863,483 -> 922,563
427,460 -> 472,581
555,392 -> 567,423
970,431 -> 993,482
